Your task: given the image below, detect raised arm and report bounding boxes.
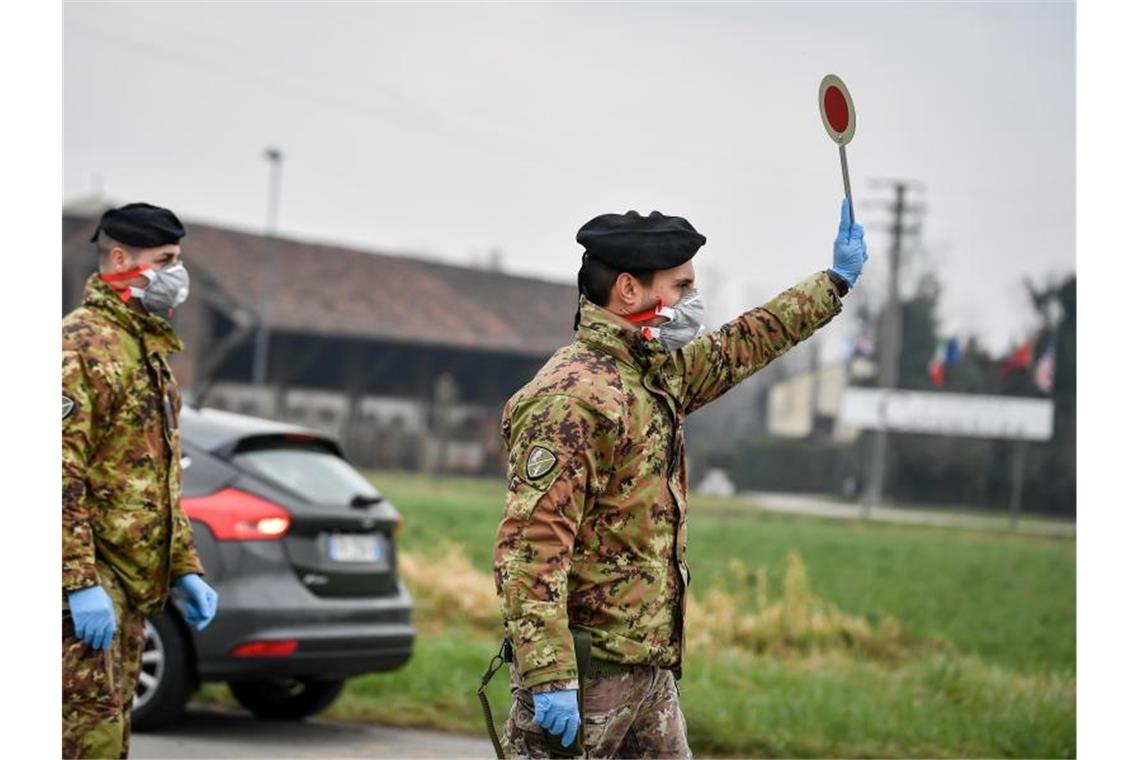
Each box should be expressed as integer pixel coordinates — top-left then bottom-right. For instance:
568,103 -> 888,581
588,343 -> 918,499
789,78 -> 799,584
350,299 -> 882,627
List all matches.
671,199 -> 867,414
673,273 -> 844,413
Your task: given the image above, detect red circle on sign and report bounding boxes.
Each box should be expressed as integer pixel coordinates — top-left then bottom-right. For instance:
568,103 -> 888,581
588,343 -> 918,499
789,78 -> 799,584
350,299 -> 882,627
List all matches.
824,86 -> 849,133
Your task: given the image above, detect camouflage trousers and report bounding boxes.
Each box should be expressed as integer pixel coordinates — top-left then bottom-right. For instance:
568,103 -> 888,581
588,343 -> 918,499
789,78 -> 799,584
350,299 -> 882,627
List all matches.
501,663 -> 692,759
62,572 -> 146,759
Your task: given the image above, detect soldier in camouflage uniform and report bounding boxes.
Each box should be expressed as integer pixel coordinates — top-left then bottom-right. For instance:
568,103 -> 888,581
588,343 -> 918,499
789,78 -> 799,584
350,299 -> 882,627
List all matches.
493,201 -> 867,757
63,203 -> 218,759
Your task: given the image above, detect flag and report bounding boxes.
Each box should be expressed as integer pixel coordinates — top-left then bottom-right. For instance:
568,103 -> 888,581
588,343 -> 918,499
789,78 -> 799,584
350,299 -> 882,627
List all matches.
998,339 -> 1034,379
928,340 -> 947,387
945,337 -> 960,365
927,337 -> 960,388
1034,336 -> 1056,393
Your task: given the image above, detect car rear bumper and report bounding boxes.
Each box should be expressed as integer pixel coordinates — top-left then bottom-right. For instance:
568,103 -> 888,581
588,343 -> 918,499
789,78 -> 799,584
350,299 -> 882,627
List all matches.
191,579 -> 416,681
199,621 -> 414,680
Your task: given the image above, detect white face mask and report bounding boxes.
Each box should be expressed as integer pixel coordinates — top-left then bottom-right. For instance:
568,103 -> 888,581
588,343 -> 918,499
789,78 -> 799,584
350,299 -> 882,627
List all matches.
637,290 -> 707,351
129,263 -> 191,316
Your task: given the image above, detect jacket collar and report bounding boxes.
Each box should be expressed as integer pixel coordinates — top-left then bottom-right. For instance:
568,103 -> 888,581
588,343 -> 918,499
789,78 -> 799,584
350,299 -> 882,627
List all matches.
82,273 -> 183,356
575,297 -> 667,370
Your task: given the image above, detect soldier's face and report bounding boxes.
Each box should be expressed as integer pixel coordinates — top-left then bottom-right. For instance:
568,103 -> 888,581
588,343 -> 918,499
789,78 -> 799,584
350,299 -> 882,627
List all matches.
106,244 -> 183,289
635,261 -> 697,327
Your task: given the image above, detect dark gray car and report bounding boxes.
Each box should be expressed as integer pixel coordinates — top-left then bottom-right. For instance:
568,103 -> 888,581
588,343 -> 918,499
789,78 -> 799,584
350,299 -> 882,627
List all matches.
132,407 -> 414,730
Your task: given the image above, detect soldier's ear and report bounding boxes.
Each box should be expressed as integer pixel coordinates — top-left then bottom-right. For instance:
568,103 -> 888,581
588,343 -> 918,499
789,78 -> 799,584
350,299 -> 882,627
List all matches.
612,272 -> 641,312
113,246 -> 145,274
109,246 -> 129,272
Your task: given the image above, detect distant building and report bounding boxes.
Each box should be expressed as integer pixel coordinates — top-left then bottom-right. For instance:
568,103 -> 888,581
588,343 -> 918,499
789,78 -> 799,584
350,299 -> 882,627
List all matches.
63,203 -> 578,474
763,363 -> 857,441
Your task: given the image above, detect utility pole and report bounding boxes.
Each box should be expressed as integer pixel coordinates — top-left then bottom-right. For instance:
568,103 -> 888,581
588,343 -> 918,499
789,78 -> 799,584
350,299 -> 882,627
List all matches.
251,147 -> 284,394
860,179 -> 925,517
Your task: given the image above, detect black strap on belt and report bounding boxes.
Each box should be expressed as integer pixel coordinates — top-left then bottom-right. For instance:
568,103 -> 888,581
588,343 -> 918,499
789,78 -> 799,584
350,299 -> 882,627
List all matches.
477,636 -> 511,760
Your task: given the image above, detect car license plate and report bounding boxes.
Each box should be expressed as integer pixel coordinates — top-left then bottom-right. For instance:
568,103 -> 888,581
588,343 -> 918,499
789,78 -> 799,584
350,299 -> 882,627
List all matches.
328,533 -> 383,563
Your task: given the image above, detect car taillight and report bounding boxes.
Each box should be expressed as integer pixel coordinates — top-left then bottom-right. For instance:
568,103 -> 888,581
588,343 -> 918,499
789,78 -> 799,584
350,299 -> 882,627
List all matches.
231,640 -> 299,657
182,488 -> 292,541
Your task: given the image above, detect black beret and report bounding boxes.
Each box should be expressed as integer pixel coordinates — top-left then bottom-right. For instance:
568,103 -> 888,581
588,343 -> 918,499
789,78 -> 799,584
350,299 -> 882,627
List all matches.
89,202 -> 186,247
576,210 -> 705,271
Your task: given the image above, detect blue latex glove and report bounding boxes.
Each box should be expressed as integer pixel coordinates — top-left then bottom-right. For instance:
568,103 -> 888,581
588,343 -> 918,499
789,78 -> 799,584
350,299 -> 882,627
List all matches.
174,573 -> 218,630
831,197 -> 869,287
533,688 -> 580,748
67,586 -> 117,651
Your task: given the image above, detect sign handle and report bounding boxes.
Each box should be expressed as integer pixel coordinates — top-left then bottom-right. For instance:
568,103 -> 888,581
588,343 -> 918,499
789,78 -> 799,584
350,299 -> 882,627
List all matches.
839,144 -> 855,225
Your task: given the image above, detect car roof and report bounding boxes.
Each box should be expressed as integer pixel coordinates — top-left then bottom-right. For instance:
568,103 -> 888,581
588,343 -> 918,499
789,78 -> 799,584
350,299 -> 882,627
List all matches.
180,406 -> 336,454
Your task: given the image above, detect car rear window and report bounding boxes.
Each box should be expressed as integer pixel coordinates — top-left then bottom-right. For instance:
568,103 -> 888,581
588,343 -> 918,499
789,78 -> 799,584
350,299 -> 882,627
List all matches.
230,445 -> 382,506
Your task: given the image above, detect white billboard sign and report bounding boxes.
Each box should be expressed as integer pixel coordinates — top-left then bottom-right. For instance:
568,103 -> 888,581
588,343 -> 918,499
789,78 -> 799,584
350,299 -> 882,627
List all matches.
840,388 -> 1053,441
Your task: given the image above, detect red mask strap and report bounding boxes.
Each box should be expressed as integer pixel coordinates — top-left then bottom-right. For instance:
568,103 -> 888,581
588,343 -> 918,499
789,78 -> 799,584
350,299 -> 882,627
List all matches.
100,266 -> 149,302
99,265 -> 148,283
626,297 -> 663,324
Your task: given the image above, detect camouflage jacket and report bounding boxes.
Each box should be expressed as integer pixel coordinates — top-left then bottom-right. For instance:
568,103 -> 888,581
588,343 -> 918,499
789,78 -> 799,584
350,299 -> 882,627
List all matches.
493,271 -> 843,690
62,274 -> 203,615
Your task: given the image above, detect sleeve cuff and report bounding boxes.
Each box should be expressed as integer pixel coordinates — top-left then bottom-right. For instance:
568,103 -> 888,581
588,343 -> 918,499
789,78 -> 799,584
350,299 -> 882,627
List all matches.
826,269 -> 851,296
62,566 -> 99,594
531,677 -> 580,693
520,667 -> 580,691
170,558 -> 205,579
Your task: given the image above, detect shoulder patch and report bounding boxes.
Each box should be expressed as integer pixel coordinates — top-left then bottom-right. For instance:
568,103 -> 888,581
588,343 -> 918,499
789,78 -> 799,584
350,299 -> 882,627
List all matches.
525,445 -> 557,481
62,395 -> 75,419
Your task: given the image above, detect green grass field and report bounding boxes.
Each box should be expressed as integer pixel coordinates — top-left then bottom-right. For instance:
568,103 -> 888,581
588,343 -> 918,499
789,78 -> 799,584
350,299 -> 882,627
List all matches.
199,471 -> 1075,757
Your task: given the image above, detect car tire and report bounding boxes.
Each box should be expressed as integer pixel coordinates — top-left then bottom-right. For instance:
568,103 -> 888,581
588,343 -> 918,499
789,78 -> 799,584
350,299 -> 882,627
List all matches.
132,611 -> 194,732
228,678 -> 345,720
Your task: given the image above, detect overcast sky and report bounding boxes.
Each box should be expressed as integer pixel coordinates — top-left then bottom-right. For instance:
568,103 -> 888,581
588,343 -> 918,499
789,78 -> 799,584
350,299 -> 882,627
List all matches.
63,1 -> 1074,358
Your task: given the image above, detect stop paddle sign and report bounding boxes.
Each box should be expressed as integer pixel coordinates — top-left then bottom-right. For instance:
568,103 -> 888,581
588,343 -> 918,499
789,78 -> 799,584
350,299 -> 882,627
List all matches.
818,74 -> 858,222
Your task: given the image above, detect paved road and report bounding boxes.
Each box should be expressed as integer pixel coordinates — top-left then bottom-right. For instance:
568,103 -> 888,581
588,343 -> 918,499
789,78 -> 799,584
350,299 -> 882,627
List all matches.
133,706 -> 492,759
742,491 -> 1075,538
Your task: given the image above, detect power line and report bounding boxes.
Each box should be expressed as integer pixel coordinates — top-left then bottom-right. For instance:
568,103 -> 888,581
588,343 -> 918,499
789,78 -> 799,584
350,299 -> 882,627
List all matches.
64,20 -> 545,163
